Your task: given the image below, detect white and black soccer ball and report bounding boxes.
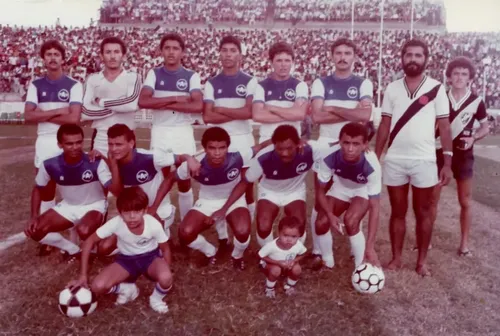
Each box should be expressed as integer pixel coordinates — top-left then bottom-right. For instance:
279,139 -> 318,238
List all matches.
58,286 -> 97,318
351,263 -> 385,294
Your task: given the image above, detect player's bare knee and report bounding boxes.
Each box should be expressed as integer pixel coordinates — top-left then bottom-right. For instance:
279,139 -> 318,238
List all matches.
76,225 -> 92,240
256,217 -> 273,237
268,265 -> 281,279
90,278 -> 109,295
157,271 -> 173,289
233,224 -> 250,242
290,263 -> 302,277
178,224 -> 197,244
177,180 -> 191,193
458,193 -> 471,210
344,213 -> 361,235
391,206 -> 407,220
315,214 -> 330,235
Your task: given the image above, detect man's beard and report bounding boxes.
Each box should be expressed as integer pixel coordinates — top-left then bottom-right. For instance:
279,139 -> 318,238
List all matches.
403,62 -> 425,77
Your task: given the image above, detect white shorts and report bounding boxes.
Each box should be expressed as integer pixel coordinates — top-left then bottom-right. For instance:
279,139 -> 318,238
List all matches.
151,125 -> 196,155
92,129 -> 109,156
383,158 -> 438,188
192,196 -> 247,217
34,135 -> 63,168
258,185 -> 306,207
229,133 -> 255,167
327,184 -> 368,203
53,199 -> 107,224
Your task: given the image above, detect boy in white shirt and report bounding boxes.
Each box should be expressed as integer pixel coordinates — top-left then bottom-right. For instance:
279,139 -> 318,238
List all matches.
258,216 -> 307,298
67,187 -> 172,314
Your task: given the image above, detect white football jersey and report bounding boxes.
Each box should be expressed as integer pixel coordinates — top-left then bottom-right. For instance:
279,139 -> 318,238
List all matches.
258,239 -> 307,262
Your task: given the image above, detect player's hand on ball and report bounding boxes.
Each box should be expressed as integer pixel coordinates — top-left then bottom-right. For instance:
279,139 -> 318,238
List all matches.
67,275 -> 89,290
439,165 -> 452,186
363,248 -> 381,267
88,149 -> 103,162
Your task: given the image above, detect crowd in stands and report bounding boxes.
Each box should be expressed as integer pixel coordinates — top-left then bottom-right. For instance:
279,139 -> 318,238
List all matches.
1,25 -> 499,108
99,0 -> 444,25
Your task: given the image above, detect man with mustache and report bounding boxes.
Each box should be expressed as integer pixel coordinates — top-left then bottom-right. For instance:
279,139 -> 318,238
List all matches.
139,33 -> 202,225
431,56 -> 490,257
24,40 -> 83,255
375,39 -> 453,276
309,38 -> 374,268
81,36 -> 141,157
203,35 -> 259,250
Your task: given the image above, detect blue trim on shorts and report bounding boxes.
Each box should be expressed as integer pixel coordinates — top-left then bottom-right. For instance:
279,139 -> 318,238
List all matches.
115,248 -> 160,283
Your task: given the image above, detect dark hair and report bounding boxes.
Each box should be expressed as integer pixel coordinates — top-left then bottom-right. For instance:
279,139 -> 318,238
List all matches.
40,40 -> 66,59
331,38 -> 357,55
219,35 -> 241,53
401,39 -> 429,61
446,56 -> 476,79
107,124 -> 136,142
271,125 -> 300,145
57,123 -> 83,143
278,216 -> 302,233
339,122 -> 369,142
100,36 -> 127,55
116,186 -> 149,213
160,33 -> 185,51
269,42 -> 294,61
201,127 -> 231,148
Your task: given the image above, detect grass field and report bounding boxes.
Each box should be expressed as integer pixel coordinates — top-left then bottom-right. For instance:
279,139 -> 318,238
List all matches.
1,125 -> 500,336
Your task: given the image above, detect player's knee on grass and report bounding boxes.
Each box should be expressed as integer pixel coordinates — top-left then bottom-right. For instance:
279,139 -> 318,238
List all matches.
315,213 -> 330,236
177,179 -> 191,193
267,264 -> 282,280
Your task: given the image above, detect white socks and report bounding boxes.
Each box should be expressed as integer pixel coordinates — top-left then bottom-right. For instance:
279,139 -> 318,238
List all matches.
266,279 -> 276,289
215,220 -> 229,240
317,231 -> 334,268
310,209 -> 320,255
349,231 -> 366,267
257,232 -> 274,247
40,199 -> 55,214
178,189 -> 194,220
39,233 -> 80,255
151,283 -> 171,301
231,236 -> 250,259
248,202 -> 256,222
188,235 -> 216,257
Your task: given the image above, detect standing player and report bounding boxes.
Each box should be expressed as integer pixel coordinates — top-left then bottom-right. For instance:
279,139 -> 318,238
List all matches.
375,39 -> 453,276
310,38 -> 373,263
176,127 -> 272,269
203,35 -> 259,241
252,42 -> 309,143
82,36 -> 141,156
431,56 -> 490,257
68,187 -> 173,314
220,125 -> 322,248
24,124 -> 109,260
24,40 -> 83,221
314,123 -> 381,269
93,124 -> 200,256
138,33 -> 202,223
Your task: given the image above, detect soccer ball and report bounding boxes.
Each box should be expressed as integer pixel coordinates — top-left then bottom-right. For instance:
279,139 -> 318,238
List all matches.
351,263 -> 385,294
58,286 -> 97,318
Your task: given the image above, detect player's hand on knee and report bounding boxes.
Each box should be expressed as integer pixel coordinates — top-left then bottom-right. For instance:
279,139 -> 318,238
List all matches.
363,247 -> 381,267
67,275 -> 89,290
210,208 -> 227,224
327,213 -> 344,235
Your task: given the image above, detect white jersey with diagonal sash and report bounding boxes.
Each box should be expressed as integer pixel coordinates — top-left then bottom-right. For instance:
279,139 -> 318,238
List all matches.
381,76 -> 449,161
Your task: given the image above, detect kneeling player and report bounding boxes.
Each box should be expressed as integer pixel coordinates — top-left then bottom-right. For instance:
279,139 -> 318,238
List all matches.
25,124 -> 109,261
258,216 -> 307,298
314,122 -> 381,269
68,187 -> 172,314
177,127 -> 271,269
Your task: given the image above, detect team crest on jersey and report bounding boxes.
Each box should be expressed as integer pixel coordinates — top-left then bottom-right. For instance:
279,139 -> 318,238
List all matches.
81,170 -> 94,183
461,112 -> 472,125
176,78 -> 188,91
236,84 -> 247,97
284,89 -> 296,100
357,173 -> 367,183
137,238 -> 151,246
329,89 -> 334,95
136,170 -> 149,183
58,89 -> 69,101
347,87 -> 358,99
419,95 -> 429,105
227,168 -> 240,180
296,162 -> 308,174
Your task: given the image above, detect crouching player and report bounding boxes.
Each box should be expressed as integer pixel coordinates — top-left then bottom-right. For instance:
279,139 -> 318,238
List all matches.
25,124 -> 109,261
314,122 -> 381,270
258,216 -> 307,298
68,187 -> 172,314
